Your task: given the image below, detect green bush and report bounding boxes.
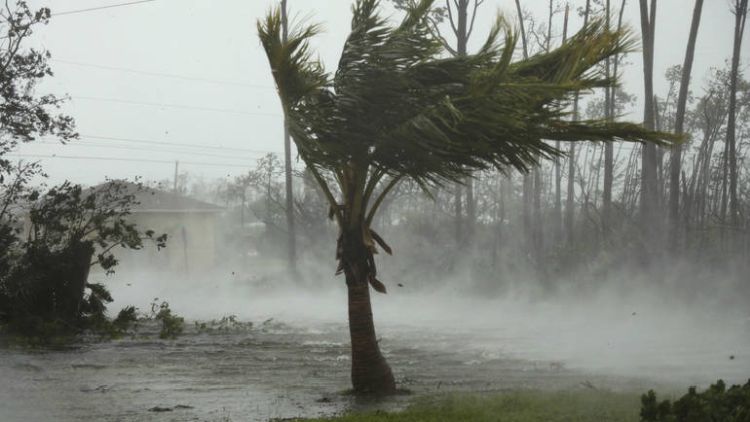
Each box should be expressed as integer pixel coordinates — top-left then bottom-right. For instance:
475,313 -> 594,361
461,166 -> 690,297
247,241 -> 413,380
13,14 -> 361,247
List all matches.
641,379 -> 750,422
150,300 -> 184,339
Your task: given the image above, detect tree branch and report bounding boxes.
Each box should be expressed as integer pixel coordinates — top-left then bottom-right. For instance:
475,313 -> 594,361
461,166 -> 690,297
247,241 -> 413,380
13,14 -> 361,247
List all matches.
466,0 -> 482,41
446,0 -> 459,36
428,19 -> 459,55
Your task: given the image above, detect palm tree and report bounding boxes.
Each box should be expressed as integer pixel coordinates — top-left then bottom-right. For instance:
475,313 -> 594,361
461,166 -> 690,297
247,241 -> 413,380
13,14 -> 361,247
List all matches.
258,0 -> 671,395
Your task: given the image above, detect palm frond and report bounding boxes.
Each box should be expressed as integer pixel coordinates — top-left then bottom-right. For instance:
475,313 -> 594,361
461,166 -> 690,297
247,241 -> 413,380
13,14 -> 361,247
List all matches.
257,10 -> 326,108
257,1 -> 674,206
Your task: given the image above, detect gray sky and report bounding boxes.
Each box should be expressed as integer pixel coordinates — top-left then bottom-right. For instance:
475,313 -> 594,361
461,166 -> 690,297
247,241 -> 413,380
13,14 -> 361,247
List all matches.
15,0 -> 742,187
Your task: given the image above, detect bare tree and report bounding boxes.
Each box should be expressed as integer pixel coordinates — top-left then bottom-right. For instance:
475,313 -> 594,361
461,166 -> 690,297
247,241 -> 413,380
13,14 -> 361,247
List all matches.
668,0 -> 704,248
639,0 -> 659,244
601,0 -> 627,235
603,0 -> 613,232
391,0 -> 487,246
726,0 -> 748,228
567,0 -> 591,246
554,2 -> 570,245
515,0 -> 533,256
445,0 -> 486,245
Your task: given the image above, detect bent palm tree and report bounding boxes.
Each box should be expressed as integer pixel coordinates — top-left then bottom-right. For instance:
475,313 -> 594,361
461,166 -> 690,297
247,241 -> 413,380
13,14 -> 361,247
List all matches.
258,0 -> 671,395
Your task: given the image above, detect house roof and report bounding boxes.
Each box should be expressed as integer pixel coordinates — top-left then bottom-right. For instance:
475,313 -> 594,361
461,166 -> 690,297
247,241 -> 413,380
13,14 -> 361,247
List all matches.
93,181 -> 224,214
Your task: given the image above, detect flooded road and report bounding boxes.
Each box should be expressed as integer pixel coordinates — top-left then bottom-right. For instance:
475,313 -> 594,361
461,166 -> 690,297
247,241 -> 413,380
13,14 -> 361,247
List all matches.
1,276 -> 748,421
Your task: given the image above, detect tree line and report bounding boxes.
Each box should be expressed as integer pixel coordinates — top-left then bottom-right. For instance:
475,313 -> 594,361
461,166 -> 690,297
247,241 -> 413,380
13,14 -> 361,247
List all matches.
216,0 -> 749,293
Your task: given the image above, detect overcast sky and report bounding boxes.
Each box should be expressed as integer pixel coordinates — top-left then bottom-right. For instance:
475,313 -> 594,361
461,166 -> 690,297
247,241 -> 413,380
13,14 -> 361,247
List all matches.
14,0 -> 744,188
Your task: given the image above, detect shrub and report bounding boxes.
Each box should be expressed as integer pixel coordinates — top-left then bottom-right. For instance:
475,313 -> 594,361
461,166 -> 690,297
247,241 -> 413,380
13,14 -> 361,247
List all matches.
112,306 -> 138,333
195,315 -> 253,334
0,180 -> 166,338
150,300 -> 184,339
641,379 -> 750,422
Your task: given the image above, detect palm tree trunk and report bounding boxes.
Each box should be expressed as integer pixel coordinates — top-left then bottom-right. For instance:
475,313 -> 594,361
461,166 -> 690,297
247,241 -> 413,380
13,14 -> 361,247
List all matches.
342,231 -> 396,395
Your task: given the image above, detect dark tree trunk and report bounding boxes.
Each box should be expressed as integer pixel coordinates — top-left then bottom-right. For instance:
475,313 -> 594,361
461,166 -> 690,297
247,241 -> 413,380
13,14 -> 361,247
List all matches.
455,0 -> 475,244
553,2 -> 569,245
523,173 -> 532,254
453,0 -> 467,245
465,179 -> 475,243
669,0 -> 703,249
566,0 -> 590,246
515,0 -> 535,258
514,0 -> 529,59
727,0 -> 748,228
341,229 -> 396,395
603,0 -> 613,234
454,185 -> 462,245
639,0 -> 659,246
533,168 -> 543,263
59,241 -> 95,322
566,143 -> 576,246
554,142 -> 562,245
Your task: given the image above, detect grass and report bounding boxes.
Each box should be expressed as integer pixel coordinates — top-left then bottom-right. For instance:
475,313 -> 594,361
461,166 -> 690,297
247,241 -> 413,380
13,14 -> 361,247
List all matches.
300,390 -> 641,422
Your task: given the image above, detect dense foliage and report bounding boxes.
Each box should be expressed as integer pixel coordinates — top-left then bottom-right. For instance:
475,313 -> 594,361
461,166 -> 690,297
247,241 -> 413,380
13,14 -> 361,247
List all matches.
0,2 -> 180,341
0,2 -> 76,154
641,380 -> 750,422
0,180 -> 167,338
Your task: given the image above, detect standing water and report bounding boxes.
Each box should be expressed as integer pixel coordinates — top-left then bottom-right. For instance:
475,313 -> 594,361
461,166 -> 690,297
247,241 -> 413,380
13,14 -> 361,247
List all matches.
1,274 -> 748,421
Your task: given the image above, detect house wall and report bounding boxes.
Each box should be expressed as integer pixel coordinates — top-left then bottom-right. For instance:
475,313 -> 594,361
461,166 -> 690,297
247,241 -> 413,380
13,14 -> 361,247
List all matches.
111,211 -> 219,275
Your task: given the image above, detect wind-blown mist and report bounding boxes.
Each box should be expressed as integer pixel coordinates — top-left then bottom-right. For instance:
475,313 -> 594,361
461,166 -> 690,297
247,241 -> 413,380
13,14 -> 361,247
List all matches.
103,253 -> 750,389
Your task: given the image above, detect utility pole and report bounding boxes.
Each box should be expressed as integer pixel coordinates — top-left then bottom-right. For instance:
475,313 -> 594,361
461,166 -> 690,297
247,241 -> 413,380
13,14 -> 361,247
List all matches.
281,0 -> 298,274
173,160 -> 179,193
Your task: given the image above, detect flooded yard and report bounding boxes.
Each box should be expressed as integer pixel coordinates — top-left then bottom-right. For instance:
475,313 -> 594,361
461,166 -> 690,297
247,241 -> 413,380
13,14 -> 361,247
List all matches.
1,279 -> 748,421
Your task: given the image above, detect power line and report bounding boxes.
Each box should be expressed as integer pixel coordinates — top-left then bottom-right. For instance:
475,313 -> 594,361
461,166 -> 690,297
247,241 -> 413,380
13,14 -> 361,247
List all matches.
36,140 -> 266,161
8,153 -> 253,169
0,0 -> 156,40
72,95 -> 282,117
52,59 -> 275,90
79,134 -> 277,154
52,0 -> 156,17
